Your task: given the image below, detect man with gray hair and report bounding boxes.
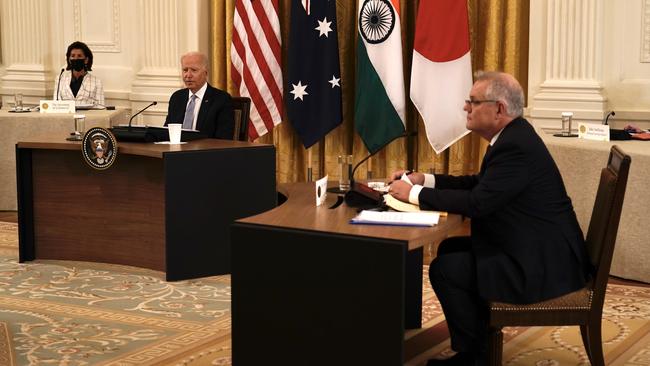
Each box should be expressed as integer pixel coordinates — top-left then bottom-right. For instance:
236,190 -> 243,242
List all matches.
165,51 -> 234,139
389,71 -> 590,365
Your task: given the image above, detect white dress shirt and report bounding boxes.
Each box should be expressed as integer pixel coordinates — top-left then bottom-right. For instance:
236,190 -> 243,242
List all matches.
186,83 -> 207,130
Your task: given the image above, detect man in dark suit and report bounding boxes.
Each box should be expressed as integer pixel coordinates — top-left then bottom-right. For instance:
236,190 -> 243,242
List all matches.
165,51 -> 234,139
388,71 -> 591,366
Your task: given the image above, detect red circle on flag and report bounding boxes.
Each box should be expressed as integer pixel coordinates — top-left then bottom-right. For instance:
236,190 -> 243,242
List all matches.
413,0 -> 470,62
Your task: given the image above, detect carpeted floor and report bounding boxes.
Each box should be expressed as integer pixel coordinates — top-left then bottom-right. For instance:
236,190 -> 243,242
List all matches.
1,222 -> 650,365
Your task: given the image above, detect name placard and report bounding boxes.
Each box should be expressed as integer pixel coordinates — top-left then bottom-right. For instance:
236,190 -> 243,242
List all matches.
315,175 -> 328,206
40,100 -> 75,114
578,122 -> 610,141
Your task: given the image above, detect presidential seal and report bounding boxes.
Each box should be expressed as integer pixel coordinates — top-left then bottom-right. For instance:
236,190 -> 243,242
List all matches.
359,0 -> 395,44
82,127 -> 117,170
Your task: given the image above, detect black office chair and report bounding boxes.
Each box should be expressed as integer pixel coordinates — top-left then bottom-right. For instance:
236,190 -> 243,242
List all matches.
231,96 -> 251,141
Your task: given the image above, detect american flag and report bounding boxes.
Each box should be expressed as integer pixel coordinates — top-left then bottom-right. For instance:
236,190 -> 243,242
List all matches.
231,0 -> 283,140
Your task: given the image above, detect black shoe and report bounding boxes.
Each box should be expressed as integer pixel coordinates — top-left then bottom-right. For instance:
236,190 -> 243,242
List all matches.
426,352 -> 484,366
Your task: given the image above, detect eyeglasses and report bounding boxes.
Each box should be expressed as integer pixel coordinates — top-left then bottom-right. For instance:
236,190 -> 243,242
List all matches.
465,99 -> 497,106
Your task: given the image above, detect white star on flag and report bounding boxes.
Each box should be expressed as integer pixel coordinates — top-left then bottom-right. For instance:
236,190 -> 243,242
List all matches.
315,17 -> 333,38
290,81 -> 309,101
328,75 -> 340,88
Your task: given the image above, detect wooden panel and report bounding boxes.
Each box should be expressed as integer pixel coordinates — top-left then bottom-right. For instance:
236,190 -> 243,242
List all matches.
17,135 -> 272,158
31,149 -> 166,271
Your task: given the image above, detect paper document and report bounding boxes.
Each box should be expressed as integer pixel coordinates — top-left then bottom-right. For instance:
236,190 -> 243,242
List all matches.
383,194 -> 448,216
384,193 -> 420,212
350,210 -> 440,227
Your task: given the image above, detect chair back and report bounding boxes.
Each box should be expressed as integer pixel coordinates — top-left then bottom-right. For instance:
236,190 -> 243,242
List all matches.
231,96 -> 251,141
584,145 -> 631,307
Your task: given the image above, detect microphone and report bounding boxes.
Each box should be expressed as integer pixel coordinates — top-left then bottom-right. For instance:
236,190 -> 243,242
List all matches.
342,133 -> 409,209
55,68 -> 64,100
350,147 -> 382,187
110,101 -> 162,142
603,111 -> 615,125
349,132 -> 412,185
127,101 -> 157,130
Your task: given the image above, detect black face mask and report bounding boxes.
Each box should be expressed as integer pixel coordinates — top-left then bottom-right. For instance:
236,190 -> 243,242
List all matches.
70,59 -> 86,72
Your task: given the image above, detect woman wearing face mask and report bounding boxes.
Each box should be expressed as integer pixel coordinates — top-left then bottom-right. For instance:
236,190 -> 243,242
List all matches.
53,41 -> 105,106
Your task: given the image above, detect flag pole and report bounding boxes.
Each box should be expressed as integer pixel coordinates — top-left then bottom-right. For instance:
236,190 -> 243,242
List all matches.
307,146 -> 313,182
318,139 -> 325,179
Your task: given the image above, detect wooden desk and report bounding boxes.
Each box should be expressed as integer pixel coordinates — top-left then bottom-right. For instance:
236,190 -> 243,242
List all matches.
231,183 -> 462,365
0,108 -> 128,210
16,136 -> 276,281
538,129 -> 650,283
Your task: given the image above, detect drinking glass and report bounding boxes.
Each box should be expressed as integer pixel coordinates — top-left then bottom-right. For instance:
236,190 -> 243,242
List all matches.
14,92 -> 23,111
338,154 -> 353,191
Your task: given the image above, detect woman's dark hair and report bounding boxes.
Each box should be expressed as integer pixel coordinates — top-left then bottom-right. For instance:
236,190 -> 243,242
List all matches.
66,41 -> 93,71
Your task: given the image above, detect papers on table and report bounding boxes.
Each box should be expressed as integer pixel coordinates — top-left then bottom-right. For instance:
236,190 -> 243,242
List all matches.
350,210 -> 440,227
384,193 -> 420,212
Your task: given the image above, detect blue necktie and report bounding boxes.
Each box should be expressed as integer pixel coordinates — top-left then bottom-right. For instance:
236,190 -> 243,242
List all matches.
182,94 -> 197,130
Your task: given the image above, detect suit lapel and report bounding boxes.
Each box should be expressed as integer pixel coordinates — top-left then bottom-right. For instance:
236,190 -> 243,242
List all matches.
196,85 -> 214,131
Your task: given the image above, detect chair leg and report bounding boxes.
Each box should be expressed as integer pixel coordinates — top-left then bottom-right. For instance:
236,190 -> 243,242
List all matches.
584,318 -> 605,366
487,327 -> 503,366
580,325 -> 592,361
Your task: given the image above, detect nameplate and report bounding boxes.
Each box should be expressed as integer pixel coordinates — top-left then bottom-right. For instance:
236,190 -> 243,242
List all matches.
316,175 -> 328,206
578,122 -> 610,141
40,100 -> 75,113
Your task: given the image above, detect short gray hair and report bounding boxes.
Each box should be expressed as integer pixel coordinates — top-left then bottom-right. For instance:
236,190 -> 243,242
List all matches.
474,71 -> 525,117
181,51 -> 209,70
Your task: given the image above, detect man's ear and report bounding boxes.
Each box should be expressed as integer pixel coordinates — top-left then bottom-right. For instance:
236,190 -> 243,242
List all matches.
496,101 -> 507,115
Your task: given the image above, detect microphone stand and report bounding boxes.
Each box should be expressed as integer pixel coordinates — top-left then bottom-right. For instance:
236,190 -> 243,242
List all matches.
127,101 -> 157,131
335,133 -> 409,208
55,68 -> 64,100
603,111 -> 615,125
349,132 -> 410,189
109,101 -> 158,142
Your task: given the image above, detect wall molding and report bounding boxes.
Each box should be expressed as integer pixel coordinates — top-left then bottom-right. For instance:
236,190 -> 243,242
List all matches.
73,0 -> 121,53
642,0 -> 650,62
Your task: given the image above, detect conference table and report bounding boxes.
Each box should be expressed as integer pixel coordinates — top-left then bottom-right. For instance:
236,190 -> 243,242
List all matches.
0,108 -> 129,210
538,129 -> 650,283
231,183 -> 462,365
16,136 -> 276,281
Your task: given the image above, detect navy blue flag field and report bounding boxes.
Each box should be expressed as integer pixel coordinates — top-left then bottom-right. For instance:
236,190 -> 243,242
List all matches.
286,0 -> 342,148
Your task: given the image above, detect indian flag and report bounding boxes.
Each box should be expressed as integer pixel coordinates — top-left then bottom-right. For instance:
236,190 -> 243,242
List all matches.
410,0 -> 472,153
355,0 -> 406,154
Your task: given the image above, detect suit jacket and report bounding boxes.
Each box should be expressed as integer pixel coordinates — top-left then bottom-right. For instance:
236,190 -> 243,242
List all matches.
165,83 -> 235,140
419,117 -> 591,304
53,71 -> 105,106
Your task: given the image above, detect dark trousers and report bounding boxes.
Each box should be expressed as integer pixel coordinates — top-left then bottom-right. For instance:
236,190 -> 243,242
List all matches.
429,236 -> 487,354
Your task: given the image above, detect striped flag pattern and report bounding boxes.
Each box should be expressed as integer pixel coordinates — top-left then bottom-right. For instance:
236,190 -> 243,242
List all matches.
231,0 -> 283,140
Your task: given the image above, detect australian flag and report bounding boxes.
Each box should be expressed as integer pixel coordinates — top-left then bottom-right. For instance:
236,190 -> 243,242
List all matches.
286,0 -> 342,148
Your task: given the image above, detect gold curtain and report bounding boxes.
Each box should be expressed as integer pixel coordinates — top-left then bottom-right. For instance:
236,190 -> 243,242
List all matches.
209,0 -> 529,183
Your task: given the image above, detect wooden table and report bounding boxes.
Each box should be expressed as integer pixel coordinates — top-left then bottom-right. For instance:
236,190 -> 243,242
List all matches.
0,108 -> 129,210
16,136 -> 276,281
231,183 -> 462,365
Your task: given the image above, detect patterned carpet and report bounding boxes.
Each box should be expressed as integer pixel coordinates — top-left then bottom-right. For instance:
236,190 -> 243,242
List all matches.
1,222 -> 650,365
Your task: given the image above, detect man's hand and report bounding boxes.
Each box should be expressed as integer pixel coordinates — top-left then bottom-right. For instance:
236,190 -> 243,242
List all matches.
389,170 -> 425,185
388,180 -> 412,203
389,169 -> 409,181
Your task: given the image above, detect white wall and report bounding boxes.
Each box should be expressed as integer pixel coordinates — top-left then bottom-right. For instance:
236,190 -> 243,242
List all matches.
0,0 -> 209,125
528,0 -> 650,130
603,0 -> 650,127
